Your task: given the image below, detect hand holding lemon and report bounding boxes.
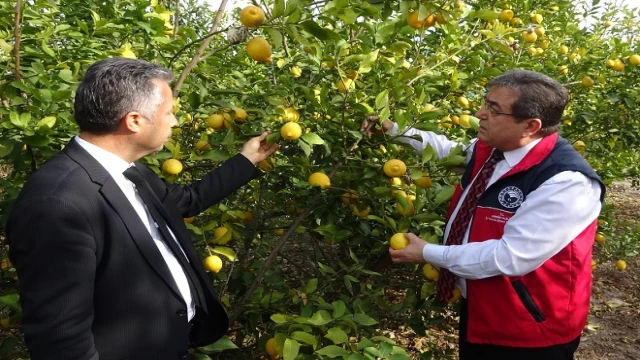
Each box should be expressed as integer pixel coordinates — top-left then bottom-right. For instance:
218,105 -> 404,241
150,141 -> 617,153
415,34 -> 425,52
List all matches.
388,232 -> 430,263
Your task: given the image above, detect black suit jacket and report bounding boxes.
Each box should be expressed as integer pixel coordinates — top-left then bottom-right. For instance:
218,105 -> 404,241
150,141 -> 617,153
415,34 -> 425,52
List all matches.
6,139 -> 258,360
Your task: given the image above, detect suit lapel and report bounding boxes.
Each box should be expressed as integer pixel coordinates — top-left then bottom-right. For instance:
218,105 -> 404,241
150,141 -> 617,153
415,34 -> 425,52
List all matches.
63,139 -> 184,300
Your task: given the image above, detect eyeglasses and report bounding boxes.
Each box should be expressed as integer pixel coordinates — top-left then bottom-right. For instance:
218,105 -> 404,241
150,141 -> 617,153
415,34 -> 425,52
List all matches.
480,98 -> 514,117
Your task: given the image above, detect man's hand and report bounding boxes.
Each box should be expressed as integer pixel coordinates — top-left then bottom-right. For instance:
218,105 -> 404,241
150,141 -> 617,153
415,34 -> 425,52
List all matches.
360,115 -> 394,137
389,233 -> 428,263
240,131 -> 279,165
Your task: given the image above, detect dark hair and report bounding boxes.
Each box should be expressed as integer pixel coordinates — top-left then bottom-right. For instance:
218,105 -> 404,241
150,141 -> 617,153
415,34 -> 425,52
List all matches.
74,58 -> 174,134
489,69 -> 568,136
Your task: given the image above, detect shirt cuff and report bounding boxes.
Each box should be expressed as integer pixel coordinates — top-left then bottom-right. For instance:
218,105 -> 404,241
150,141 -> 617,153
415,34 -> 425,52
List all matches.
422,243 -> 447,267
385,122 -> 398,136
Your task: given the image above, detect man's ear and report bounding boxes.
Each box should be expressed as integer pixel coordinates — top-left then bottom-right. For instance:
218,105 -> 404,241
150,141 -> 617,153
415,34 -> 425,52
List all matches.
123,112 -> 145,133
523,118 -> 542,137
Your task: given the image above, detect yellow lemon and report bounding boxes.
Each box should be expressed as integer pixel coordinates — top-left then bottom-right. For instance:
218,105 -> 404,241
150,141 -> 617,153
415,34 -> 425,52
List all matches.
629,54 -> 640,66
352,205 -> 371,218
422,264 -> 440,281
499,9 -> 514,22
414,176 -> 433,188
595,233 -> 606,244
457,96 -> 470,109
573,140 -> 586,151
273,229 -> 285,236
203,255 -> 223,273
582,76 -> 594,87
459,114 -> 471,128
531,13 -> 543,24
522,30 -> 537,43
246,37 -> 272,62
214,227 -> 228,239
232,107 -> 247,121
396,200 -> 415,217
259,158 -> 276,172
162,159 -> 183,175
336,78 -> 354,93
615,259 -> 627,271
612,59 -> 625,71
195,140 -> 210,152
400,60 -> 411,69
284,107 -> 300,122
266,338 -> 279,358
407,10 -> 425,29
184,217 -> 195,223
308,172 -> 331,189
280,122 -> 302,140
390,233 -> 409,250
290,66 -> 302,77
345,69 -> 358,80
560,45 -> 569,55
449,287 -> 462,303
383,159 -> 407,177
206,114 -> 225,129
340,191 -> 359,205
239,5 -> 266,28
388,177 -> 402,186
534,26 -> 545,36
119,44 -> 136,59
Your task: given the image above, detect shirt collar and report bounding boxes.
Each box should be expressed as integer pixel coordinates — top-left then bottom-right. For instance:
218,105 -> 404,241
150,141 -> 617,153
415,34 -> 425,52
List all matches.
74,135 -> 134,178
502,138 -> 543,168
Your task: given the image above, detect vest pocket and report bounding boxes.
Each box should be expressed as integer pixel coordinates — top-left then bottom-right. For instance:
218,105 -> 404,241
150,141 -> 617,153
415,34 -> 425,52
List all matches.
511,280 -> 546,322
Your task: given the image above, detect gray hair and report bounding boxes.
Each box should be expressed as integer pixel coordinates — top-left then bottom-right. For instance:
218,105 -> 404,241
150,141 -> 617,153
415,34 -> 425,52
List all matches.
74,58 -> 174,134
489,69 -> 568,136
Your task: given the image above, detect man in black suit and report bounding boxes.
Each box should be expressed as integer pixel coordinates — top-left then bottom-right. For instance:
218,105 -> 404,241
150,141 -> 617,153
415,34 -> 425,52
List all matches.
6,58 -> 278,360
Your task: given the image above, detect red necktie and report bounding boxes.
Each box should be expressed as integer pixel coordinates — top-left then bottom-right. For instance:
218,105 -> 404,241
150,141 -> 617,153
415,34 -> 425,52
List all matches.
436,149 -> 504,302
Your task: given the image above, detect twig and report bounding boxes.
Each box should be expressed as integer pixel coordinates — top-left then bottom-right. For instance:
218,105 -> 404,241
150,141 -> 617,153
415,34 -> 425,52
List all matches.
168,26 -> 232,68
199,43 -> 234,62
172,0 -> 229,96
172,0 -> 180,40
14,0 -> 22,81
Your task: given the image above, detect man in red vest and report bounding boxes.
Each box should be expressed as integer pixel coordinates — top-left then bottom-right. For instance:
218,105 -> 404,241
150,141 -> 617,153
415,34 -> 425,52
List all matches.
363,70 -> 604,360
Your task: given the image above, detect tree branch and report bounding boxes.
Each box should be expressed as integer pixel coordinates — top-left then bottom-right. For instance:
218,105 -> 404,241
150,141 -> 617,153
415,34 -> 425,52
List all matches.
14,0 -> 22,81
172,0 -> 229,96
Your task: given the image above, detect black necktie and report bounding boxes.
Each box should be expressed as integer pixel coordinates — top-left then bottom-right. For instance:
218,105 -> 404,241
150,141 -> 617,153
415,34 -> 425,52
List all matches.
123,166 -> 205,309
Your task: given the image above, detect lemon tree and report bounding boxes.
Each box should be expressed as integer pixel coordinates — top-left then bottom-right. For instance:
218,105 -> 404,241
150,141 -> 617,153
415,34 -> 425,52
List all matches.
1,0 -> 640,358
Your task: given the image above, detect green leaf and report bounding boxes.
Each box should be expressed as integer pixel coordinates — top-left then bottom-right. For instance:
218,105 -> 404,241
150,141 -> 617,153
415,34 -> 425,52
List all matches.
332,300 -> 346,319
338,9 -> 358,24
300,20 -> 340,40
375,90 -> 389,110
286,7 -> 303,23
304,278 -> 318,294
37,116 -> 56,129
301,133 -> 324,145
388,354 -> 412,360
308,310 -> 332,326
351,313 -> 378,326
290,331 -> 318,348
0,294 -> 21,312
272,0 -> 285,18
325,327 -> 349,344
434,185 -> 455,206
265,28 -> 283,50
467,10 -> 500,21
41,40 -> 55,57
0,140 -> 16,158
315,345 -> 349,358
0,337 -> 18,357
421,144 -> 437,164
271,314 -> 289,324
298,139 -> 311,157
211,247 -> 237,261
283,338 -> 300,360
23,135 -> 52,147
197,336 -> 239,353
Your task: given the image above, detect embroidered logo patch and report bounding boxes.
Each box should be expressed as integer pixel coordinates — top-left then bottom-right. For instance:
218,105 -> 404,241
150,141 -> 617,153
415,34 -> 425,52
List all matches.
498,186 -> 524,209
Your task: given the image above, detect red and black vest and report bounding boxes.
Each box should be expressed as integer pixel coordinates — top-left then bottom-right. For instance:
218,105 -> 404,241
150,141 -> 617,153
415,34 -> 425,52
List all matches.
447,133 -> 605,347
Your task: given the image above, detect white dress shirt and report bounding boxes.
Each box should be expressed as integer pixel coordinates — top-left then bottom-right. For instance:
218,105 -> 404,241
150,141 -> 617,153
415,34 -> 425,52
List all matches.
387,124 -> 602,298
75,136 -> 196,320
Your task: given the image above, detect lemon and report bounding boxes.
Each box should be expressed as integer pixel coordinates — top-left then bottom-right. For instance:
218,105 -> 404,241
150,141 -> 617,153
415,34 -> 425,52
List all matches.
203,255 -> 223,273
396,201 -> 415,217
560,45 -> 569,55
459,114 -> 471,128
284,107 -> 300,122
162,159 -> 183,175
259,158 -> 276,172
457,96 -> 470,109
273,229 -> 285,236
246,37 -> 272,63
388,177 -> 402,186
383,159 -> 407,177
232,107 -> 247,121
390,233 -> 409,250
183,217 -> 195,223
340,191 -> 359,205
0,318 -> 9,328
345,69 -> 358,80
336,78 -> 354,93
605,59 -> 615,68
499,9 -> 514,22
422,264 -> 440,281
239,5 -> 266,28
400,60 -> 411,69
414,176 -> 432,188
280,122 -> 302,140
214,227 -> 228,239
615,259 -> 627,271
595,233 -> 606,244
195,140 -> 210,152
308,172 -> 331,189
290,66 -> 302,77
612,59 -> 625,71
581,76 -> 594,87
407,10 -> 425,29
120,43 -> 136,59
206,114 -> 225,129
534,26 -> 545,36
629,54 -> 640,66
522,31 -> 537,43
266,338 -> 279,358
352,205 -> 371,218
449,287 -> 462,303
573,140 -> 586,151
531,13 -> 543,24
